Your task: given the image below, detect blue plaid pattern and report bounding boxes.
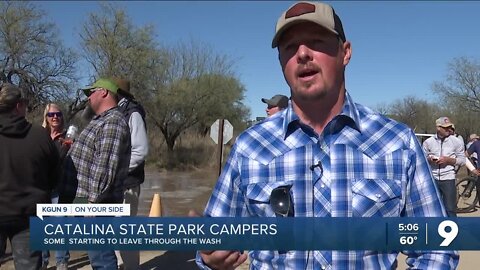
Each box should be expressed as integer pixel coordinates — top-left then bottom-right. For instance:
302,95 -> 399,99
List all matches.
196,92 -> 458,269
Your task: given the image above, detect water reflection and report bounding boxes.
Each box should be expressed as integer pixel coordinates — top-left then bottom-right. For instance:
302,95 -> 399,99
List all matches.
139,169 -> 218,217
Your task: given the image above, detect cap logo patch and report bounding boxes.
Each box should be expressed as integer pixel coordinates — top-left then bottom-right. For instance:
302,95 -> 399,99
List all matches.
285,2 -> 316,19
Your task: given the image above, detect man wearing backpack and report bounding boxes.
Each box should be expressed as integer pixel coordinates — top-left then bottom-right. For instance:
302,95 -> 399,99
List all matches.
113,78 -> 149,270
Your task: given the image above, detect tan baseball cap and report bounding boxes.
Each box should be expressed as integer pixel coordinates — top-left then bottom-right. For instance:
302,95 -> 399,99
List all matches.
435,116 -> 454,128
272,1 -> 346,48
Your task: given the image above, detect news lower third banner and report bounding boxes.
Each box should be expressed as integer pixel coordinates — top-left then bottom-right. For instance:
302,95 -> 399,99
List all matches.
30,216 -> 480,251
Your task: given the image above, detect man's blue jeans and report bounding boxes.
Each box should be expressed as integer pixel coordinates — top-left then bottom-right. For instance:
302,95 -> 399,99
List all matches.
436,179 -> 457,217
42,249 -> 70,265
88,249 -> 118,270
42,194 -> 70,266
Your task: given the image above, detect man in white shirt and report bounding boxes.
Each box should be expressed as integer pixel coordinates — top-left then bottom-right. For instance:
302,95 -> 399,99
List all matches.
422,116 -> 465,217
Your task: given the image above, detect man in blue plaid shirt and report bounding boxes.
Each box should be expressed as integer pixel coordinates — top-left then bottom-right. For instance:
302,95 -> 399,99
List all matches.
196,1 -> 458,269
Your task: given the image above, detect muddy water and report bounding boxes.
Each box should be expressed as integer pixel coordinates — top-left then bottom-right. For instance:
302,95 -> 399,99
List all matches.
138,169 -> 219,217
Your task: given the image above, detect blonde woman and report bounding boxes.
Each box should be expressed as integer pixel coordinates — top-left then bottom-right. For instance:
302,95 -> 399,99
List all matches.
41,103 -> 70,270
42,103 -> 65,141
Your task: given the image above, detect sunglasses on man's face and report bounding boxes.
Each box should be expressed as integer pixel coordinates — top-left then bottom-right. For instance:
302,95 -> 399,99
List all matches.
85,88 -> 102,97
46,112 -> 63,118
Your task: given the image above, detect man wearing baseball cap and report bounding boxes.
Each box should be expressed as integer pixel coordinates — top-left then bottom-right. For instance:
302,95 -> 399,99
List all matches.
261,94 -> 289,116
111,77 -> 149,270
423,117 -> 466,217
62,78 -> 131,269
196,2 -> 458,269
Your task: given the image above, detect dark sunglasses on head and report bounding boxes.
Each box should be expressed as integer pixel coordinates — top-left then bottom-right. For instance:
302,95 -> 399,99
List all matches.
46,112 -> 63,118
270,186 -> 294,217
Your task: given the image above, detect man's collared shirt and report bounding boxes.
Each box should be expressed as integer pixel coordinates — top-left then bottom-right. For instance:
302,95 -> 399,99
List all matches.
196,92 -> 458,270
63,107 -> 130,203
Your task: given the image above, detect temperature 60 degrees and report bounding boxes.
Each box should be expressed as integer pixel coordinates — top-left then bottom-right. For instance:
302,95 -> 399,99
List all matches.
400,236 -> 418,245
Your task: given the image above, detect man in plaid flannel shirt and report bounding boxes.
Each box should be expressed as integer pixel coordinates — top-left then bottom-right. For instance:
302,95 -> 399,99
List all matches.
62,78 -> 130,269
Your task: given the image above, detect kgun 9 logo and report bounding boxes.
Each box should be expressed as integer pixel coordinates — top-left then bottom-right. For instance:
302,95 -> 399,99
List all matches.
438,220 -> 458,247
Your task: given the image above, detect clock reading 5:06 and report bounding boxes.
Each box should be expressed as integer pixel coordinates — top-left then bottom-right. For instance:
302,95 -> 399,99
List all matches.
398,223 -> 419,231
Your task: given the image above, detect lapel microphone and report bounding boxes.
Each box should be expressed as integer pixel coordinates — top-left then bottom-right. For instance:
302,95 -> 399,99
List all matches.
310,161 -> 323,172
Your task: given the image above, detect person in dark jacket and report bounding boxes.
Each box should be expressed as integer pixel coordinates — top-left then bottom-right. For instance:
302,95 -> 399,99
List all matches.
0,83 -> 60,270
40,103 -> 70,270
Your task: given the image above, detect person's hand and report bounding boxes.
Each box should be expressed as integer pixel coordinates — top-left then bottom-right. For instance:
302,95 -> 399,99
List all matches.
474,169 -> 480,176
59,138 -> 73,150
199,250 -> 247,270
188,209 -> 201,217
428,155 -> 439,163
435,156 -> 457,166
435,156 -> 445,165
188,210 -> 248,269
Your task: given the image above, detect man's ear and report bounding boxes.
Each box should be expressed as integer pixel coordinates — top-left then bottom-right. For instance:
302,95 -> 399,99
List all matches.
343,41 -> 352,66
14,101 -> 26,116
15,102 -> 22,113
99,88 -> 109,97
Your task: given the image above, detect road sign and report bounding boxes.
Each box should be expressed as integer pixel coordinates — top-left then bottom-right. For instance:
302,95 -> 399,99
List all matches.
210,119 -> 233,145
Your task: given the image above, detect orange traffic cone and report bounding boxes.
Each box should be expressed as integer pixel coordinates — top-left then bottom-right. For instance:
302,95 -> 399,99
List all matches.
149,193 -> 162,217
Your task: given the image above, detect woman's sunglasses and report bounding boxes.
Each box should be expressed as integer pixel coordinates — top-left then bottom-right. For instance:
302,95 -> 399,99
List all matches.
270,186 -> 294,217
46,112 -> 63,118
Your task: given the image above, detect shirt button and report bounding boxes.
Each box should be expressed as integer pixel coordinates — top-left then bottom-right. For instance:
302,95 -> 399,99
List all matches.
375,194 -> 381,198
321,265 -> 326,270
320,184 -> 325,188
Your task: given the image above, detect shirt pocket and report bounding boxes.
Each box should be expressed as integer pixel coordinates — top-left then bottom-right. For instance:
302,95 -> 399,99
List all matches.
244,180 -> 293,217
351,178 -> 402,217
